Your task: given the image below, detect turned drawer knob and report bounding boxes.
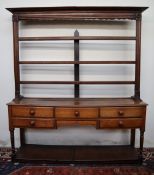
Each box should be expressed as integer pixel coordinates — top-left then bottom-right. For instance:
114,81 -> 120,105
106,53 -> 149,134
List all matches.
118,110 -> 124,116
74,111 -> 79,117
29,109 -> 35,115
29,120 -> 35,126
118,120 -> 123,127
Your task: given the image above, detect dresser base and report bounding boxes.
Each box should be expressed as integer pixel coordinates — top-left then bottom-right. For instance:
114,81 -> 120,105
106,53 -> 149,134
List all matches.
13,144 -> 141,164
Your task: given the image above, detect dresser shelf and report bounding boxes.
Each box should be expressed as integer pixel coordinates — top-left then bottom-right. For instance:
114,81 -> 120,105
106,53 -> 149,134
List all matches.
19,61 -> 136,64
19,81 -> 135,85
15,144 -> 140,164
19,36 -> 136,41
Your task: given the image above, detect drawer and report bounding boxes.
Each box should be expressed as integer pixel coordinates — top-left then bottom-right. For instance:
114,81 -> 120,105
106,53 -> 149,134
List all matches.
55,108 -> 98,118
57,120 -> 97,127
12,118 -> 55,128
100,118 -> 144,129
100,107 -> 145,118
12,106 -> 54,118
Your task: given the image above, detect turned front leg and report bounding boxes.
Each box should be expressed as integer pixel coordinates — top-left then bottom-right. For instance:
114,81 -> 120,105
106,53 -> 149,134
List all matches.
140,129 -> 145,161
10,128 -> 15,160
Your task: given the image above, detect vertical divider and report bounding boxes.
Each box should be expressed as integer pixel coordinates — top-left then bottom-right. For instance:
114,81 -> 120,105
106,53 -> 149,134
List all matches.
74,30 -> 80,98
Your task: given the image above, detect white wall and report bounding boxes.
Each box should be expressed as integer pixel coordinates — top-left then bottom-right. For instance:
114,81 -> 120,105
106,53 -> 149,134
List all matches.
0,0 -> 154,147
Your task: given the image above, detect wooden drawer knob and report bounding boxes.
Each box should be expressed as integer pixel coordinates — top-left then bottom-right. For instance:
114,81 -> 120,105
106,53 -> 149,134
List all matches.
118,120 -> 123,127
118,110 -> 124,116
74,111 -> 79,117
29,109 -> 35,115
29,120 -> 35,126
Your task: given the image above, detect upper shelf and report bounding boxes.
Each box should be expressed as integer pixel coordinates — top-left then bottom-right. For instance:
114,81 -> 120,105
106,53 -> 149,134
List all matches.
6,6 -> 148,21
19,36 -> 136,41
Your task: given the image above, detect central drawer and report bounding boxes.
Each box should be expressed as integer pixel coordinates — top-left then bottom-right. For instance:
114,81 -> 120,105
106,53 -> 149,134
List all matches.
57,120 -> 97,127
55,108 -> 98,119
12,106 -> 54,118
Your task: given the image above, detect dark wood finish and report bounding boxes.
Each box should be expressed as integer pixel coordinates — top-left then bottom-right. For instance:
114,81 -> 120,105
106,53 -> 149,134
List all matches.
55,107 -> 98,118
8,106 -> 16,160
12,118 -> 55,128
135,17 -> 142,99
74,145 -> 139,162
140,129 -> 145,160
19,36 -> 136,41
9,128 -> 15,160
19,80 -> 135,84
6,6 -> 148,21
57,120 -> 97,127
6,6 -> 148,13
74,30 -> 80,98
99,118 -> 144,128
20,128 -> 25,146
100,107 -> 145,118
19,60 -> 136,64
13,16 -> 20,98
8,98 -> 147,107
14,144 -> 140,164
12,106 -> 54,118
131,129 -> 136,147
6,6 -> 148,164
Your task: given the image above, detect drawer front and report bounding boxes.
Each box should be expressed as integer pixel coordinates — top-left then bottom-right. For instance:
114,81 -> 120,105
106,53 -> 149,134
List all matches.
100,107 -> 145,118
57,120 -> 97,127
100,118 -> 144,129
12,106 -> 54,118
55,108 -> 98,118
12,118 -> 55,128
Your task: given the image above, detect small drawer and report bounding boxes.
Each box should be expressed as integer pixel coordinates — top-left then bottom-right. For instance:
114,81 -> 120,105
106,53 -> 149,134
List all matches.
12,118 -> 55,128
100,118 -> 144,129
57,120 -> 97,127
100,107 -> 145,118
55,108 -> 98,119
12,106 -> 54,118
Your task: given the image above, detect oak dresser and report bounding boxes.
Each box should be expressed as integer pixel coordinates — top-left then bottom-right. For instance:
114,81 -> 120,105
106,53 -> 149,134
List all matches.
6,6 -> 148,164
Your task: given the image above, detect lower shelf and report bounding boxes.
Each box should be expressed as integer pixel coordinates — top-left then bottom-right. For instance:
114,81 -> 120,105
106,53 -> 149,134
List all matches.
14,144 -> 141,164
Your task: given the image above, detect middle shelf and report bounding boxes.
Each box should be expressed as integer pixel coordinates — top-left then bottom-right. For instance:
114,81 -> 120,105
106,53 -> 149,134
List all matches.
19,36 -> 136,41
20,81 -> 135,85
19,61 -> 136,64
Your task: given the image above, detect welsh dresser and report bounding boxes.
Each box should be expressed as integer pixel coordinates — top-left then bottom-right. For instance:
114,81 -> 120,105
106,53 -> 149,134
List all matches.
6,6 -> 148,164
